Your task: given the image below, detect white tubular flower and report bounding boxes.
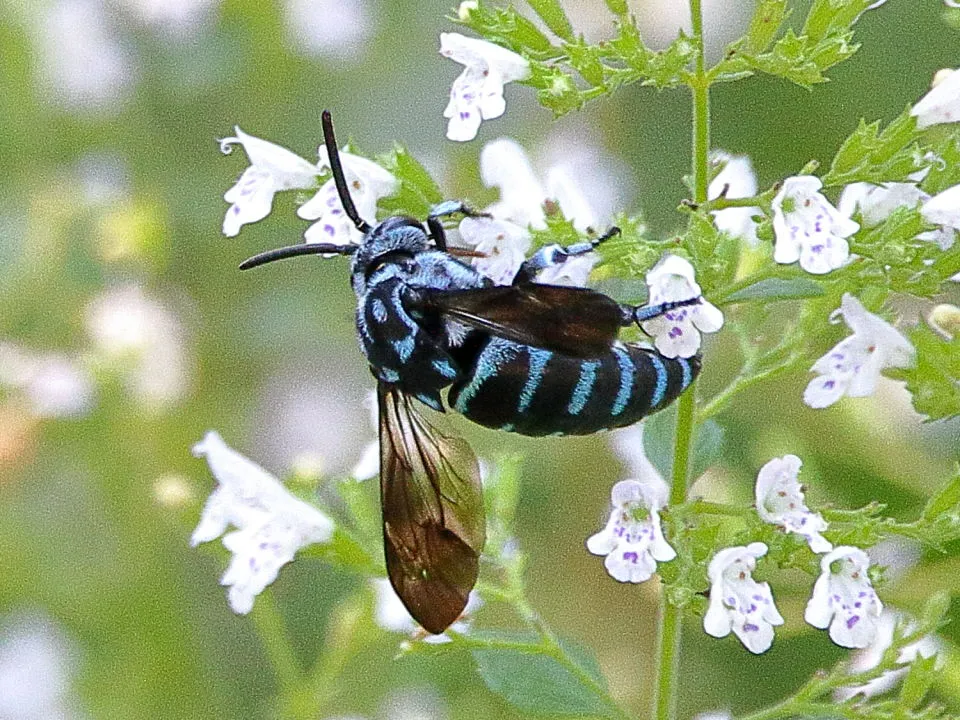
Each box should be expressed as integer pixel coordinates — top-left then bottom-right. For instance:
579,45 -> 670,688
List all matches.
921,183 -> 960,235
709,151 -> 759,244
640,255 -> 724,359
610,423 -> 669,505
805,546 -> 883,648
911,67 -> 960,129
755,455 -> 831,553
86,285 -> 189,410
458,216 -> 531,285
192,431 -> 334,614
440,33 -> 531,142
586,479 -> 676,584
480,137 -> 547,229
372,578 -> 481,641
838,181 -> 929,227
351,390 -> 379,481
298,148 -> 398,246
836,610 -> 941,700
461,137 -> 604,285
804,293 -> 915,409
703,542 -> 784,654
219,127 -> 319,237
772,176 -> 859,274
0,343 -> 94,419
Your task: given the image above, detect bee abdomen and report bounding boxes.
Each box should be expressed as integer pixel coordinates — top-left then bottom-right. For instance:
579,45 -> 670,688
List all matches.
448,338 -> 700,436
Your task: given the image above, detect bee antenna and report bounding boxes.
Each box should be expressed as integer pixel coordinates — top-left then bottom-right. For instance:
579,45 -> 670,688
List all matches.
239,242 -> 358,270
322,110 -> 372,235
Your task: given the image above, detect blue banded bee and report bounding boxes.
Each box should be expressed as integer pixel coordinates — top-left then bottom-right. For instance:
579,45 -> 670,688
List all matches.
240,111 -> 701,634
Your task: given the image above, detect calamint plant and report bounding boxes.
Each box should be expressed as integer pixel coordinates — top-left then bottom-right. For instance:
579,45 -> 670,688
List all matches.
189,1 -> 960,718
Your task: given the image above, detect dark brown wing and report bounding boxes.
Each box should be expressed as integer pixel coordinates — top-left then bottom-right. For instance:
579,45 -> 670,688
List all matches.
378,383 -> 485,634
425,284 -> 624,358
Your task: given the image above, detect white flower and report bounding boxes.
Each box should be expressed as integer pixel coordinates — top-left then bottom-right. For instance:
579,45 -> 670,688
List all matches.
219,127 -> 319,237
920,183 -> 960,236
804,293 -> 915,409
838,181 -> 928,228
459,138 -> 603,285
640,255 -> 724,359
911,67 -> 960,129
351,390 -> 379,480
586,479 -> 676,583
0,343 -> 94,419
371,578 -> 481,642
836,610 -> 941,700
709,151 -> 759,244
0,612 -> 84,720
459,216 -> 531,285
703,542 -> 784,654
609,423 -> 669,505
755,455 -> 831,553
298,147 -> 397,246
805,546 -> 883,648
440,33 -> 531,142
772,176 -> 859,274
86,284 -> 190,410
192,431 -> 334,614
480,137 -> 548,229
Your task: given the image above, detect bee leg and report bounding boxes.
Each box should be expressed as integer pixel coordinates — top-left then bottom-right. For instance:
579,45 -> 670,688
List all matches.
511,226 -> 620,285
626,297 -> 702,325
427,201 -> 489,251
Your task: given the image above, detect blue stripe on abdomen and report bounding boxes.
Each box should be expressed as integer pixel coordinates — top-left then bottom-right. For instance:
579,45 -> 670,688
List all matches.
518,348 -> 551,413
649,353 -> 667,408
567,360 -> 600,415
611,345 -> 634,417
453,338 -> 520,414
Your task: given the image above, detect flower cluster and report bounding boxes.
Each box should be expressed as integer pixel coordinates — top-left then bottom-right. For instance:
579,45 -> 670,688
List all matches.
588,446 -> 888,654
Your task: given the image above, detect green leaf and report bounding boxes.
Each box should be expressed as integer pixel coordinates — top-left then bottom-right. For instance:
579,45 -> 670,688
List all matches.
822,109 -> 923,187
899,653 -> 938,708
456,3 -> 556,57
528,62 -> 584,117
801,0 -> 872,44
896,323 -> 960,421
527,0 -> 574,42
741,0 -> 789,54
723,277 -> 825,303
471,634 -> 615,718
565,39 -> 606,87
378,144 -> 443,218
603,0 -> 627,16
605,24 -> 695,90
920,135 -> 960,196
922,472 -> 960,521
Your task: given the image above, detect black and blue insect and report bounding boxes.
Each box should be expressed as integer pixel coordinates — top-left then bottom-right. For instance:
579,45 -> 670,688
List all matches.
239,111 -> 702,634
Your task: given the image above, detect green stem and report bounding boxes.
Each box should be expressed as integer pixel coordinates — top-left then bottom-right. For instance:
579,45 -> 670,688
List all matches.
250,590 -> 303,692
653,2 -> 709,717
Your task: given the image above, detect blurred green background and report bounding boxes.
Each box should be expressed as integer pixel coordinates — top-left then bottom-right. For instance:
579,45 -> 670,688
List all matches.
0,0 -> 958,718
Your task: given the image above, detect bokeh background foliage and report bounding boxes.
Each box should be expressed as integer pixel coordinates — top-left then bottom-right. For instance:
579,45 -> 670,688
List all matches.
0,0 -> 959,718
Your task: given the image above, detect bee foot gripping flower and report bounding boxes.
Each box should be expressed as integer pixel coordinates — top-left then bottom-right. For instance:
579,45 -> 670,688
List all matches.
640,255 -> 724,359
191,431 -> 334,614
755,455 -> 832,553
703,542 -> 784,654
440,33 -> 531,142
586,478 -> 676,584
219,128 -> 319,237
298,147 -> 397,246
772,176 -> 859,274
805,546 -> 883,648
804,293 -> 915,409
